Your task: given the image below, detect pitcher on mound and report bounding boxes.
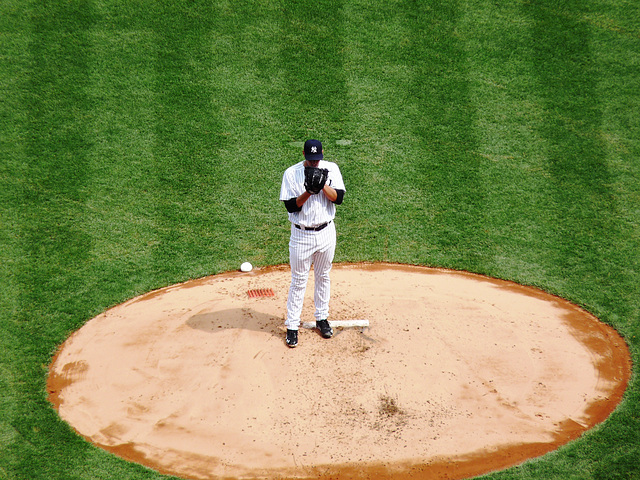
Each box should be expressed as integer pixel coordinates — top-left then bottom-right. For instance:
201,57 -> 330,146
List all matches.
279,139 -> 346,348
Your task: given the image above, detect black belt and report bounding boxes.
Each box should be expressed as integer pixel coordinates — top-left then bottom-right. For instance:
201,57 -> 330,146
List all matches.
295,221 -> 330,232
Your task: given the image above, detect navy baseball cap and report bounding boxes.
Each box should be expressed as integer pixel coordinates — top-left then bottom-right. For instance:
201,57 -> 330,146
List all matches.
304,139 -> 323,160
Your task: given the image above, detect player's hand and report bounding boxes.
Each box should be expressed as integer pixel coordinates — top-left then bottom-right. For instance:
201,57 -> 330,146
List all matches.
304,166 -> 328,194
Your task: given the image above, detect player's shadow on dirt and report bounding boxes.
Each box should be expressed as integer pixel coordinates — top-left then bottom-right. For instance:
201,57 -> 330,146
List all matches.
186,309 -> 283,340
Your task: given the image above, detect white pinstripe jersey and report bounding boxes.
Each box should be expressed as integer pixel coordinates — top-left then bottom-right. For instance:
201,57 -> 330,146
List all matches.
279,160 -> 345,228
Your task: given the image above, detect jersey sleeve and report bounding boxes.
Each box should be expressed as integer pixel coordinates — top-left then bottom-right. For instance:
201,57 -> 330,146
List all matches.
280,166 -> 297,201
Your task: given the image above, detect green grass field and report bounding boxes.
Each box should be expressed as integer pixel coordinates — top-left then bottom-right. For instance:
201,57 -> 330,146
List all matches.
2,0 -> 639,478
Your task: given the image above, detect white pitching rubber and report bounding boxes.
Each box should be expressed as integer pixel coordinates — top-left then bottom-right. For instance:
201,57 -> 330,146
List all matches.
302,319 -> 369,329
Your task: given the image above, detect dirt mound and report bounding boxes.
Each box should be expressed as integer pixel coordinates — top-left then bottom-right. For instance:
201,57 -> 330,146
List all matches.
48,263 -> 631,480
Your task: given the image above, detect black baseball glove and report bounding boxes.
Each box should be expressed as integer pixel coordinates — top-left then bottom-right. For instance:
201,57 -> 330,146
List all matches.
304,166 -> 329,194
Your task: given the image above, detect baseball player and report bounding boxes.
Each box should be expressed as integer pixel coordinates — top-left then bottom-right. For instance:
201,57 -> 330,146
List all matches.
280,139 -> 346,348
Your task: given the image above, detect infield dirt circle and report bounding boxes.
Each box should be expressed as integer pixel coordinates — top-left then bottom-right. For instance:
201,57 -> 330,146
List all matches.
48,263 -> 631,480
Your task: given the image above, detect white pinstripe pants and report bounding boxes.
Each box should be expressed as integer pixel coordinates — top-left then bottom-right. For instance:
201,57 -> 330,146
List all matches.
285,221 -> 336,330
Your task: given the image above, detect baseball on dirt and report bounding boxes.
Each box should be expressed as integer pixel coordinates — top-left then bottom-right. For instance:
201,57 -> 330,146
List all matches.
240,262 -> 253,272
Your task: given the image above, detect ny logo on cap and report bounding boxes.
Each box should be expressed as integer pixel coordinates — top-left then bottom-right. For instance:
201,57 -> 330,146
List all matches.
311,146 -> 318,153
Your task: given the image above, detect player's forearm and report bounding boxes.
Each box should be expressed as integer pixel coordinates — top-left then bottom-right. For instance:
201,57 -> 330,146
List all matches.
296,191 -> 312,207
292,186 -> 342,208
322,185 -> 337,202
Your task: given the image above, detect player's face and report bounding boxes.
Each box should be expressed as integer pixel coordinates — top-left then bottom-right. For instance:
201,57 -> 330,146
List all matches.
303,150 -> 322,168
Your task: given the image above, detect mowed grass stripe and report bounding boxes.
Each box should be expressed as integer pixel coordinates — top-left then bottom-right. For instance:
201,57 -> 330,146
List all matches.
406,0 -> 489,270
150,0 -> 230,282
12,3 -> 98,479
457,2 -> 556,284
0,4 -> 30,462
84,25 -> 161,301
528,0 -> 617,295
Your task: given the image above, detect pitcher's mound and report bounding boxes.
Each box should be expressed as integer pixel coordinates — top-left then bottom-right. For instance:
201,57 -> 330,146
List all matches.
48,263 -> 630,480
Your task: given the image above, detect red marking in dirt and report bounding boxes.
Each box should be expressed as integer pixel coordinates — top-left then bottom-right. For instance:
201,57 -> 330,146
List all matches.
247,288 -> 275,298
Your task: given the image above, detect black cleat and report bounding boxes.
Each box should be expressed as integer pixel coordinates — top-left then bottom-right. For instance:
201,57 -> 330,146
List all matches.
286,329 -> 298,348
316,319 -> 333,339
